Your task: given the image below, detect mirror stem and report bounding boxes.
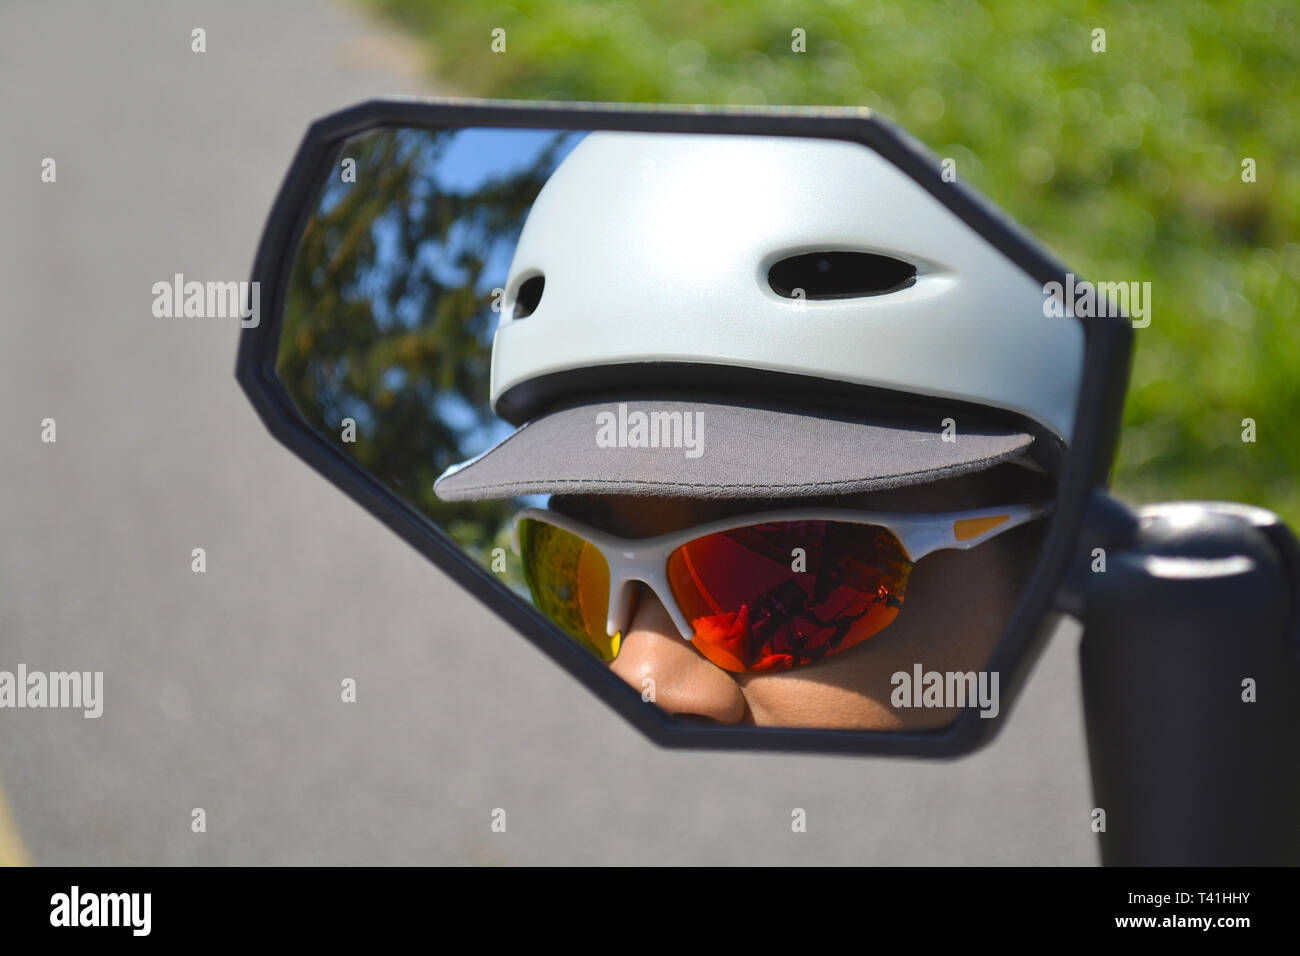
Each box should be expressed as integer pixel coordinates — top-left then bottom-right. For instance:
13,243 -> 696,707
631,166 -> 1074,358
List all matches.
1070,492 -> 1300,864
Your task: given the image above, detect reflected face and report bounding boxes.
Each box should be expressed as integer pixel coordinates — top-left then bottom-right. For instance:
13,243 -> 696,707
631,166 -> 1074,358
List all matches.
548,466 -> 1047,730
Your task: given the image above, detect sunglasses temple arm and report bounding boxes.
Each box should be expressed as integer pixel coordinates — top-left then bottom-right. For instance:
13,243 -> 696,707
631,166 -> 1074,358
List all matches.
963,504 -> 1051,547
905,503 -> 1054,560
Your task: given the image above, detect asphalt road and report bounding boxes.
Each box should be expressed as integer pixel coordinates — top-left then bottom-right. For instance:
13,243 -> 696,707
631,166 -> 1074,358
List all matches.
0,0 -> 1096,865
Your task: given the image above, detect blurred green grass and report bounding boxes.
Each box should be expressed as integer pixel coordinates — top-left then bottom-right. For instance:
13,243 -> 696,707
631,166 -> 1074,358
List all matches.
361,0 -> 1299,524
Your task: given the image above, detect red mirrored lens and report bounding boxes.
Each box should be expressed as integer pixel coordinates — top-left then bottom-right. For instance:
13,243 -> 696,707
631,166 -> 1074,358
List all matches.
666,521 -> 912,672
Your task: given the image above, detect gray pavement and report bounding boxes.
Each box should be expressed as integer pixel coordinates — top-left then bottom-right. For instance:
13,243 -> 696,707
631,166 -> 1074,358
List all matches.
0,0 -> 1097,865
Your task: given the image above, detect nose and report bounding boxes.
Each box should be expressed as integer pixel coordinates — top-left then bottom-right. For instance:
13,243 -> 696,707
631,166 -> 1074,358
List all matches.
610,588 -> 749,724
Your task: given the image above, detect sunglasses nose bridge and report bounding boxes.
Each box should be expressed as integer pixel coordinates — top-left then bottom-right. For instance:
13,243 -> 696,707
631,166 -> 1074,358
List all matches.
656,582 -> 698,643
605,554 -> 695,644
606,544 -> 652,637
606,577 -> 634,639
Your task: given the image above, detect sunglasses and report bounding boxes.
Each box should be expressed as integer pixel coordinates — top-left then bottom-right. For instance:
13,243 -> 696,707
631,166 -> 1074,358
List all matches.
511,502 -> 1051,673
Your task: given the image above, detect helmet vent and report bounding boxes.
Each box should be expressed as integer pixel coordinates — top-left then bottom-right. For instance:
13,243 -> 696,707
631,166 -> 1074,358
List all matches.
768,251 -> 916,300
512,275 -> 545,319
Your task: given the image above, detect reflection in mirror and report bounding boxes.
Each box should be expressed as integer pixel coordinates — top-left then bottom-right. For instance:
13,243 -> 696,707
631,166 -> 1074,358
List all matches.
276,125 -> 1080,733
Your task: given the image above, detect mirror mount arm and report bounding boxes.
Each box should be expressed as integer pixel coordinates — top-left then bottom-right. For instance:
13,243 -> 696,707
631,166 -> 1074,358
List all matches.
1063,491 -> 1300,864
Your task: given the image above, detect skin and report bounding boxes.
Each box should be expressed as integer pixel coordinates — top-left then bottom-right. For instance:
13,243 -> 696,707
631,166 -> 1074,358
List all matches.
548,463 -> 1049,730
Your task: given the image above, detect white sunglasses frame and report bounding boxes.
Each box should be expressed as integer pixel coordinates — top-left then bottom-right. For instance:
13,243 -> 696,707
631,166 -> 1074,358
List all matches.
511,502 -> 1052,644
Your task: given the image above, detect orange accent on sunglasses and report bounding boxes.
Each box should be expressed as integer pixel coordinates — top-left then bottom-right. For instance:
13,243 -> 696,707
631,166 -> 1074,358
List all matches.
954,514 -> 1009,540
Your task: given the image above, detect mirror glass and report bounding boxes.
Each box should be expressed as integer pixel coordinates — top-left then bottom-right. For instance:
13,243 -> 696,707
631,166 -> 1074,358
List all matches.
274,124 -> 1081,732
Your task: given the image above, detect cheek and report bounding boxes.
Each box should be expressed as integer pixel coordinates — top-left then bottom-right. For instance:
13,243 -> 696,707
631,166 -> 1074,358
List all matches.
735,548 -> 1021,730
880,548 -> 1016,670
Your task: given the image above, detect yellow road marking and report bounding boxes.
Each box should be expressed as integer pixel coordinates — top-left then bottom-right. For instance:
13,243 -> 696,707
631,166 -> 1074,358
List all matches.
0,779 -> 31,866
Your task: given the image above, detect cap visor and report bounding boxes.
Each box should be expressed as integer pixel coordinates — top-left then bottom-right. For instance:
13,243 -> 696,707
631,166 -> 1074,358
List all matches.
434,395 -> 1033,502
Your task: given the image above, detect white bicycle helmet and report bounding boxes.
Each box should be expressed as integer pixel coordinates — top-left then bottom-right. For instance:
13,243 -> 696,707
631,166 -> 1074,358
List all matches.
435,130 -> 1083,502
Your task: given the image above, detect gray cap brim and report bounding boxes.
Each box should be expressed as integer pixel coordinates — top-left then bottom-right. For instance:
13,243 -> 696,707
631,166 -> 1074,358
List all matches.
434,395 -> 1033,502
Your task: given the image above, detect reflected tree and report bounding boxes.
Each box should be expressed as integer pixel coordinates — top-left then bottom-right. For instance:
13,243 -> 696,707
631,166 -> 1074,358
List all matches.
277,127 -> 571,574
